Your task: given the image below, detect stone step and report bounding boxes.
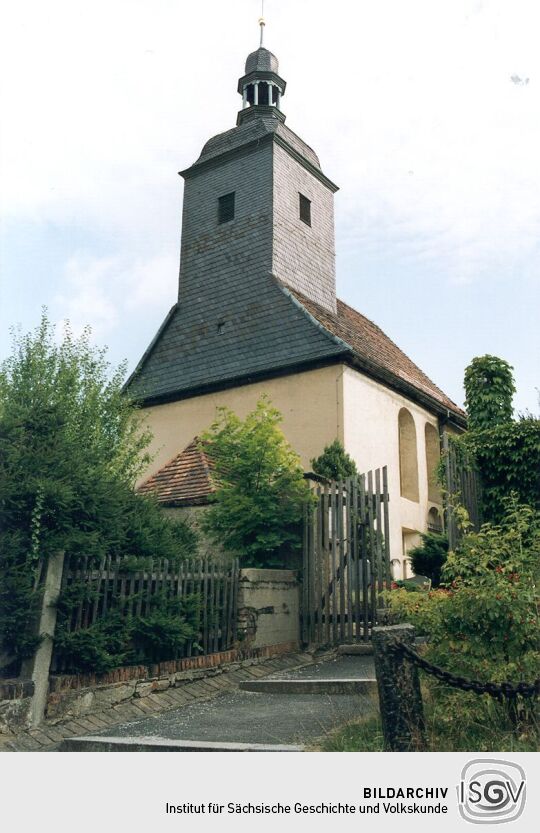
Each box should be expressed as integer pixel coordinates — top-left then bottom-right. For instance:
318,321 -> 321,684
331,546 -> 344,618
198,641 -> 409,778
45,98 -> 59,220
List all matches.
238,678 -> 376,695
337,643 -> 374,656
59,735 -> 302,753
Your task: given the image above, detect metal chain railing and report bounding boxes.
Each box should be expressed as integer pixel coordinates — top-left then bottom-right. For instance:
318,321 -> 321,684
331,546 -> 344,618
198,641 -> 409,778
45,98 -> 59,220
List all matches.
389,640 -> 540,700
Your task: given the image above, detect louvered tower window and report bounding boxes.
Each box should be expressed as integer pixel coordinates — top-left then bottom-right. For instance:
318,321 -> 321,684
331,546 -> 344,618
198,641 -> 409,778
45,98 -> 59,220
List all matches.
218,192 -> 235,224
299,193 -> 311,226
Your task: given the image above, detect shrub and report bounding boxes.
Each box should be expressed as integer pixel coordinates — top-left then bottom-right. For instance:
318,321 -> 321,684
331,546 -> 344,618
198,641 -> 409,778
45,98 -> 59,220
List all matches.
408,533 -> 448,588
388,500 -> 539,728
311,440 -> 357,481
53,593 -> 200,674
201,397 -> 312,567
0,314 -> 197,670
463,417 -> 540,522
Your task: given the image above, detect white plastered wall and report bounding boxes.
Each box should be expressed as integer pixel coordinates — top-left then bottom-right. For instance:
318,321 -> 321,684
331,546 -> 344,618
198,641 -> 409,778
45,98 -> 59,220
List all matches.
341,367 -> 442,578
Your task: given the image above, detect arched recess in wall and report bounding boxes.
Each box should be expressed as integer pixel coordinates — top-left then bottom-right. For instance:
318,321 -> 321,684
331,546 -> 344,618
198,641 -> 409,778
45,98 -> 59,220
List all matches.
398,408 -> 419,501
428,506 -> 443,533
425,423 -> 442,503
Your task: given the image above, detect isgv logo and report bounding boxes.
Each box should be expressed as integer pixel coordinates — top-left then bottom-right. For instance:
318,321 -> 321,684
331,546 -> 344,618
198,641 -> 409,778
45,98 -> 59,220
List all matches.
458,759 -> 526,824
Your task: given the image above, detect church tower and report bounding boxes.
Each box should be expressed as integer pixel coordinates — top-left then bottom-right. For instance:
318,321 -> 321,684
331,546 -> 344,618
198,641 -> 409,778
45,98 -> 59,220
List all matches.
131,24 -> 465,574
178,41 -> 338,315
129,33 -> 345,404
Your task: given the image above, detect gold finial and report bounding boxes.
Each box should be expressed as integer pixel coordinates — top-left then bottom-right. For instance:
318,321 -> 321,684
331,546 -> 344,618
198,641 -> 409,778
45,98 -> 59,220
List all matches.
259,0 -> 265,46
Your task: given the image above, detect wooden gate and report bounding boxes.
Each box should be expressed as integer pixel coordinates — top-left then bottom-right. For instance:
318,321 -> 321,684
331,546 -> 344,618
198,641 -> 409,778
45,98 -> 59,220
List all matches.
302,468 -> 391,647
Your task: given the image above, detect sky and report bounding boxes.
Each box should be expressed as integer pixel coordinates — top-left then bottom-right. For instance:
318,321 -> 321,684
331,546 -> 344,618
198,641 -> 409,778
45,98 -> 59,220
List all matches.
1,0 -> 539,414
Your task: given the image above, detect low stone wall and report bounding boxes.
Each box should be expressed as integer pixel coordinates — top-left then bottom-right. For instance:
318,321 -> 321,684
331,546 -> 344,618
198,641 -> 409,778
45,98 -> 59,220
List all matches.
237,569 -> 300,649
44,641 -> 297,725
0,680 -> 34,734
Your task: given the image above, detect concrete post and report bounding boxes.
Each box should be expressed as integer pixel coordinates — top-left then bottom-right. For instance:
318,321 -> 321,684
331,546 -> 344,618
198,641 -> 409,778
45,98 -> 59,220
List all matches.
20,550 -> 65,727
372,623 -> 427,751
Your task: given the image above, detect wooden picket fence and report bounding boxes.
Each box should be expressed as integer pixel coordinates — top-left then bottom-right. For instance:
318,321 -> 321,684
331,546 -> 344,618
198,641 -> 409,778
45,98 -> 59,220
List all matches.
442,432 -> 483,549
51,555 -> 239,672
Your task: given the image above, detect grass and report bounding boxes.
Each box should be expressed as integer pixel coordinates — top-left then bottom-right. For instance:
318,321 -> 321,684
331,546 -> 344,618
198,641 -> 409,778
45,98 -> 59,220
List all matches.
318,686 -> 539,752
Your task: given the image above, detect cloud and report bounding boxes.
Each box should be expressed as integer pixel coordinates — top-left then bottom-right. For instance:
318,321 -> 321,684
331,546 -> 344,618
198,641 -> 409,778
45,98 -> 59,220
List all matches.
55,252 -> 177,339
1,0 -> 539,413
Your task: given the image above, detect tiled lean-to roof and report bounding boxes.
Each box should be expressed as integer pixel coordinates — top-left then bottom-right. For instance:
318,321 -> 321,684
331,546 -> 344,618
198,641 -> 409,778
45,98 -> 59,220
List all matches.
137,438 -> 214,506
286,287 -> 464,418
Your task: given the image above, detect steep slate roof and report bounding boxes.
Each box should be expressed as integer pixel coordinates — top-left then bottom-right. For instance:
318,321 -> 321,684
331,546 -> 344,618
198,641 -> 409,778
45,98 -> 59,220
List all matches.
285,287 -> 465,418
193,117 -> 321,171
127,278 -> 465,423
125,276 -> 347,405
137,438 -> 214,506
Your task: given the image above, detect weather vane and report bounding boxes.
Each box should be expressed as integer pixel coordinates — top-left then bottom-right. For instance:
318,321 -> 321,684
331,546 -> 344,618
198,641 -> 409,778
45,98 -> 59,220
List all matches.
259,0 -> 265,47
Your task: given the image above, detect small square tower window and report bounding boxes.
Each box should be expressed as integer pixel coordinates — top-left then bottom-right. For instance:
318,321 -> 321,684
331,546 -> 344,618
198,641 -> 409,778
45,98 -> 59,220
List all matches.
299,193 -> 311,226
218,192 -> 235,224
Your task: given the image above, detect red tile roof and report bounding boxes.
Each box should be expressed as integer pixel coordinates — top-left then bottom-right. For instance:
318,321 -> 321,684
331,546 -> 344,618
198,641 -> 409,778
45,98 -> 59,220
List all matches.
288,287 -> 465,419
137,438 -> 215,506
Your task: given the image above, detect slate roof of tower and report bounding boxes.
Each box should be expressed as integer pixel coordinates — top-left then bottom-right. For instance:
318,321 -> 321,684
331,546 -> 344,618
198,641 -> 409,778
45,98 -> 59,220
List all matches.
245,47 -> 279,74
194,117 -> 321,170
137,438 -> 214,506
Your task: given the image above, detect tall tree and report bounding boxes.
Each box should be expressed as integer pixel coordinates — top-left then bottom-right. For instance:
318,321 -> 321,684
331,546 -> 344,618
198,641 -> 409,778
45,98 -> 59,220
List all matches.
201,397 -> 311,567
0,313 -> 194,667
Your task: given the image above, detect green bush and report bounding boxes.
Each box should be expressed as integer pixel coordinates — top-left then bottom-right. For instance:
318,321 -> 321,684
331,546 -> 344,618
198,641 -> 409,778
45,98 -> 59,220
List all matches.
53,613 -> 133,675
463,417 -> 540,522
455,354 -> 540,524
311,440 -> 357,481
408,533 -> 448,587
0,314 -> 198,671
53,593 -> 200,674
388,500 -> 539,729
201,397 -> 312,567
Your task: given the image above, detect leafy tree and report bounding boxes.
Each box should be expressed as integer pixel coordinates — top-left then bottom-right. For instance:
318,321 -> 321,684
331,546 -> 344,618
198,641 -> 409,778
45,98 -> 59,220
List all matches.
408,533 -> 448,588
463,416 -> 540,522
464,355 -> 515,431
201,397 -> 311,567
443,356 -> 539,524
0,313 -> 196,669
311,439 -> 357,481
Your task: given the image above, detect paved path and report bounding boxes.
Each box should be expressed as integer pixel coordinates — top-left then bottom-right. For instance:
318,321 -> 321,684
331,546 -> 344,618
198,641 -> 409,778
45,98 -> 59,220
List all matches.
79,655 -> 377,748
2,653 -> 377,751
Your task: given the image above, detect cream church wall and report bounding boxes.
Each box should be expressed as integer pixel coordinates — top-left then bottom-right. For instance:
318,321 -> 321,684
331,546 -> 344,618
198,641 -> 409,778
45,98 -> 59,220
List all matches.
341,367 -> 442,577
139,362 -> 443,580
137,364 -> 345,485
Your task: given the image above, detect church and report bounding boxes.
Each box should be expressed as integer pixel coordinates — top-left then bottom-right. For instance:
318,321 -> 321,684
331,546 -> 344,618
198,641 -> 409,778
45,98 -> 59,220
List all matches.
127,32 -> 466,578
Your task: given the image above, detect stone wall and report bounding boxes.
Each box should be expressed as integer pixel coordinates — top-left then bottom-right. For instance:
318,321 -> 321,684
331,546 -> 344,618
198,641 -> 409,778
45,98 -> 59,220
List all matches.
237,568 -> 300,649
44,642 -> 297,726
0,680 -> 34,734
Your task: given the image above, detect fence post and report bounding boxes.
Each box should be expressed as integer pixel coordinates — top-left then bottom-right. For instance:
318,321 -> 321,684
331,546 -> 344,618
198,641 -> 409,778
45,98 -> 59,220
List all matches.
20,550 -> 66,728
372,623 -> 427,751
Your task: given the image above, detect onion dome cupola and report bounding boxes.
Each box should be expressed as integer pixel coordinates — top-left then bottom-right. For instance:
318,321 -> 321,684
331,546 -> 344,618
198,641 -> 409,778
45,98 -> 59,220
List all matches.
237,19 -> 286,126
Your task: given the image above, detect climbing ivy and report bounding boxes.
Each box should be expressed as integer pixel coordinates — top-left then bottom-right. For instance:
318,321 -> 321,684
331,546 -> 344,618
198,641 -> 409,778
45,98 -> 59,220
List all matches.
463,417 -> 540,522
464,355 -> 516,432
